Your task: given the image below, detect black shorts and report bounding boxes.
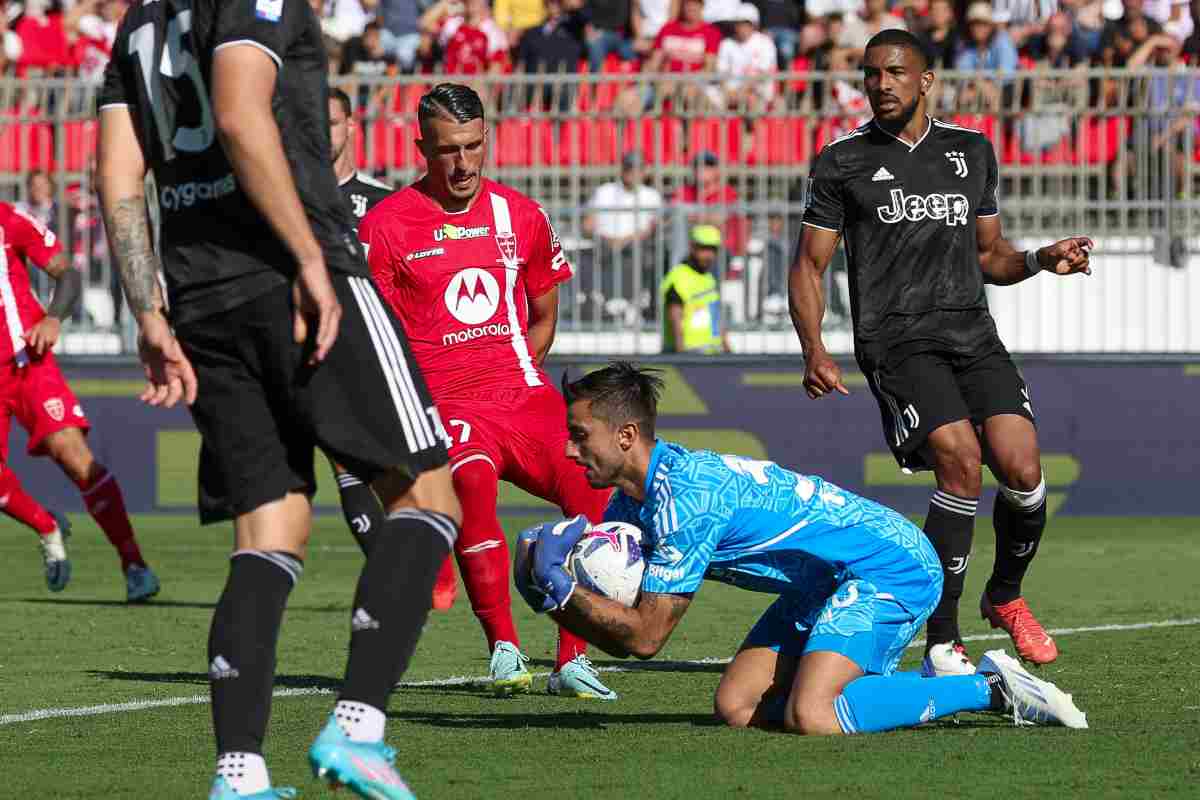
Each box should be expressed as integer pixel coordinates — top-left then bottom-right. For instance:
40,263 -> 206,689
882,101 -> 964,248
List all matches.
862,340 -> 1035,472
177,274 -> 449,524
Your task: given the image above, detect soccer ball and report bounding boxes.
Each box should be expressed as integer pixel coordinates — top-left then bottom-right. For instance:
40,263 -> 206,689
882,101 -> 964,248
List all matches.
566,521 -> 646,607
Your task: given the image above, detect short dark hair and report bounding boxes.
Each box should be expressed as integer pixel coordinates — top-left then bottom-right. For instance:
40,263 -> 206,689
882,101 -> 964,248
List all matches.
865,29 -> 930,69
562,362 -> 664,440
418,83 -> 486,140
330,88 -> 352,118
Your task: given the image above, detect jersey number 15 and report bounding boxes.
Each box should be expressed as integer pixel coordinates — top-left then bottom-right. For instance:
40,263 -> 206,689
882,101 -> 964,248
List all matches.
129,10 -> 215,161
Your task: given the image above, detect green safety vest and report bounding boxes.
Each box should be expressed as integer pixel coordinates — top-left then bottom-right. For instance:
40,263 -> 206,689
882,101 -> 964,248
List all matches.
661,262 -> 722,353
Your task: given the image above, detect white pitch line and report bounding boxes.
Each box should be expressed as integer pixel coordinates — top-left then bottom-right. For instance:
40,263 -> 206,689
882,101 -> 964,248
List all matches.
2,616 -> 1196,727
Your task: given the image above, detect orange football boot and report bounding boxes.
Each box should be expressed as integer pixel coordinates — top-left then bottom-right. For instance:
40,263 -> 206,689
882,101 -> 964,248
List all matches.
431,555 -> 458,611
981,594 -> 1058,664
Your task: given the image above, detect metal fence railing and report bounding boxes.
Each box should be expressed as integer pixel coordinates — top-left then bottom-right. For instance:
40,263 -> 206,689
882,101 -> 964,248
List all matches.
2,69 -> 1197,357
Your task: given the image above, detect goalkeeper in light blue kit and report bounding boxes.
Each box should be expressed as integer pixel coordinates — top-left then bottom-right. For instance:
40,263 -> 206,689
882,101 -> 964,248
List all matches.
515,363 -> 1087,734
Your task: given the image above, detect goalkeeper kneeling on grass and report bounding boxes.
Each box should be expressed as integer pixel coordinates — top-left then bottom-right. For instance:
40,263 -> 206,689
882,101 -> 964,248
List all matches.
514,362 -> 1088,734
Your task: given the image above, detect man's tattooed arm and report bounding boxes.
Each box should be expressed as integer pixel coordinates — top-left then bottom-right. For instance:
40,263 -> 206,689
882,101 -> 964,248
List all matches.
552,589 -> 693,660
102,196 -> 164,317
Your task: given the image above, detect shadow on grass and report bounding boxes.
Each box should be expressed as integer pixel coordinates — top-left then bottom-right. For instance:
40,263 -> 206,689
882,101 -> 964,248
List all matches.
17,598 -> 349,613
528,657 -> 728,675
387,708 -> 719,729
86,670 -> 342,691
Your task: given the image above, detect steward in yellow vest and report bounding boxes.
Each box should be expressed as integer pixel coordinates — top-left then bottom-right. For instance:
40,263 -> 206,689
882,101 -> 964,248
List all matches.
661,224 -> 729,353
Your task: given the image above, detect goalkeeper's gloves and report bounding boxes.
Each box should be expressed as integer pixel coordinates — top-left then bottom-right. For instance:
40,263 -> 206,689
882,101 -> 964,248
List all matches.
513,525 -> 556,613
531,514 -> 591,612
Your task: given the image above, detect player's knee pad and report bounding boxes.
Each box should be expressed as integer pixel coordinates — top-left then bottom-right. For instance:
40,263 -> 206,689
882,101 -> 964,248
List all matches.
999,478 -> 1046,512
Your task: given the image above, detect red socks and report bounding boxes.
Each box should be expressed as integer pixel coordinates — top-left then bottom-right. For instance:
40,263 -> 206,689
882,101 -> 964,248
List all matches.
0,466 -> 57,535
452,460 -> 520,651
78,466 -> 145,572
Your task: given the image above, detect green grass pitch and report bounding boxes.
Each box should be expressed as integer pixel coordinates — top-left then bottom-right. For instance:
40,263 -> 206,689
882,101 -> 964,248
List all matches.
2,511 -> 1198,799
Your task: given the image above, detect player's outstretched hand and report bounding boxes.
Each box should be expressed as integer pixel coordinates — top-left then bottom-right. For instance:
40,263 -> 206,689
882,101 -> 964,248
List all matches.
1044,237 -> 1094,276
293,256 -> 342,365
23,316 -> 61,357
514,525 -> 556,613
803,350 -> 850,399
137,312 -> 197,408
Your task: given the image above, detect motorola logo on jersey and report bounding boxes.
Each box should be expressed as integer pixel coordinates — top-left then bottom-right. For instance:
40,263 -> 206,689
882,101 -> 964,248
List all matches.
434,223 -> 490,241
876,188 -> 970,227
444,268 -> 501,325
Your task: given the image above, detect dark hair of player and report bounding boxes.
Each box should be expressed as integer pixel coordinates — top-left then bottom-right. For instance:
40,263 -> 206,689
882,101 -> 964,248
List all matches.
418,83 -> 486,139
864,28 -> 930,70
562,362 -> 665,441
330,88 -> 353,118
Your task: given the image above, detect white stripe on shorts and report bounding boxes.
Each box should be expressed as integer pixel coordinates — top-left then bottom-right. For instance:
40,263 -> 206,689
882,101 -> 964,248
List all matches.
347,276 -> 423,452
353,277 -> 439,449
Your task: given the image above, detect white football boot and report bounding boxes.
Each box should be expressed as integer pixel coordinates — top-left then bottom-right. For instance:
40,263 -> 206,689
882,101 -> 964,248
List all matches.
38,512 -> 72,592
977,649 -> 1088,728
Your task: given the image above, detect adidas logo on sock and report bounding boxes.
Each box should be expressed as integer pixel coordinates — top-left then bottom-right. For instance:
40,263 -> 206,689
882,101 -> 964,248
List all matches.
872,166 -> 895,182
209,655 -> 240,680
352,607 -> 380,632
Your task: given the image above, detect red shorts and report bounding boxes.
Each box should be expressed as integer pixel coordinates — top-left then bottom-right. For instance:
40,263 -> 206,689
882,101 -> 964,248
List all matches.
0,352 -> 89,462
439,385 -> 610,519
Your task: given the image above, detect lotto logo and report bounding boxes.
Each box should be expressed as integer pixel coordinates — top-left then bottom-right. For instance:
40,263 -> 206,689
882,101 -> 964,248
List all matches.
876,188 -> 970,227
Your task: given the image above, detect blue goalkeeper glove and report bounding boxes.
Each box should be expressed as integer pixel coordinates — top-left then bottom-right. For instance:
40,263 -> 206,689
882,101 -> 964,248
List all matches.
513,525 -> 556,613
532,515 -> 591,611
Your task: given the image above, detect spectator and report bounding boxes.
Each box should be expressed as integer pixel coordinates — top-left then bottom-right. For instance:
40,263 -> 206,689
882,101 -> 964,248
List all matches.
584,151 -> 663,250
326,0 -> 379,41
669,150 -> 749,259
341,20 -> 398,110
752,0 -> 803,67
634,0 -> 681,54
1099,0 -> 1162,65
918,0 -> 962,68
956,2 -> 1018,109
377,0 -> 427,72
65,165 -> 110,326
1131,31 -> 1197,202
580,151 -> 664,322
584,0 -> 636,71
516,0 -> 588,109
708,3 -> 778,115
493,0 -> 547,47
1024,9 -> 1083,62
16,170 -> 57,232
1056,0 -> 1105,60
14,0 -> 72,76
620,0 -> 720,114
661,224 -> 729,354
839,0 -> 908,65
1144,0 -> 1194,41
420,0 -> 509,75
995,0 -> 1061,48
704,0 -> 743,24
71,0 -> 125,84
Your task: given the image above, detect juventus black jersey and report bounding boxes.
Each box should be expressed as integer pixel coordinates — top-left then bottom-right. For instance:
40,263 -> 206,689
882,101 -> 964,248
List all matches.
339,172 -> 392,230
803,117 -> 1001,364
98,0 -> 367,325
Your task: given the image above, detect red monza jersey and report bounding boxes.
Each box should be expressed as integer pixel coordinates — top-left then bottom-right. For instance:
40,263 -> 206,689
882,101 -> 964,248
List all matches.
360,178 -> 573,400
0,202 -> 63,365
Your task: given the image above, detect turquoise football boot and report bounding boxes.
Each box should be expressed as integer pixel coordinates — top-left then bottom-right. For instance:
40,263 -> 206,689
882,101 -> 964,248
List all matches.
308,715 -> 416,799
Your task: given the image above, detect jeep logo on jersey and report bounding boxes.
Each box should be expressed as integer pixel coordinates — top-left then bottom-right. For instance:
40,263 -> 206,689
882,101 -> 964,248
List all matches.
434,223 -> 490,241
876,189 -> 970,227
444,268 -> 500,325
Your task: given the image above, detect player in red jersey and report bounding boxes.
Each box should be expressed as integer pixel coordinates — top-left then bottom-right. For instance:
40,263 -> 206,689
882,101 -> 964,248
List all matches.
0,201 -> 159,602
360,83 -> 618,700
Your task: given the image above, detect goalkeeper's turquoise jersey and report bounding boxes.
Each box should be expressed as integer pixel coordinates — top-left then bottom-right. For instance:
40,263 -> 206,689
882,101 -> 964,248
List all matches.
604,440 -> 943,612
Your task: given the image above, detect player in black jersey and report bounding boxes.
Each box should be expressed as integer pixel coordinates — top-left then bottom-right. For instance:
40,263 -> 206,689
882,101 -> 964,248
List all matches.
328,87 -> 394,558
97,1 -> 460,797
331,88 -> 392,228
789,29 -> 1092,677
